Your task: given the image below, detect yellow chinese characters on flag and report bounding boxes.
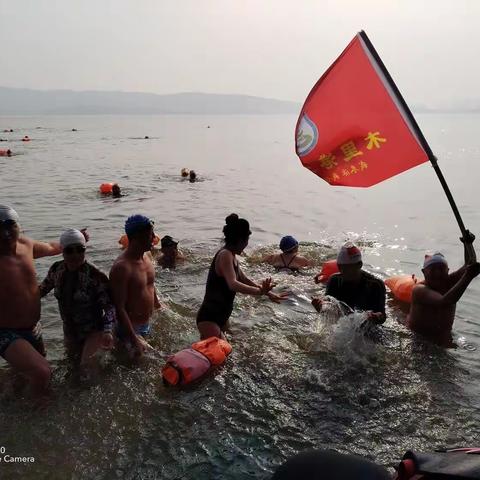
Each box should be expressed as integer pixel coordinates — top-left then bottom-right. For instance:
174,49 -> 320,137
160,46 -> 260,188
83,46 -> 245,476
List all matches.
295,31 -> 429,187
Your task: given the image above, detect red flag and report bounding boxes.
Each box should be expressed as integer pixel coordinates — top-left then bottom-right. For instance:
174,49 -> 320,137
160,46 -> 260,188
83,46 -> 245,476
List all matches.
295,31 -> 432,187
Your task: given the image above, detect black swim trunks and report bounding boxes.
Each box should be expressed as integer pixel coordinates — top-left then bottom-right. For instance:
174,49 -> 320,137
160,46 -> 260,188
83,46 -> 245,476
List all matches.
0,323 -> 46,358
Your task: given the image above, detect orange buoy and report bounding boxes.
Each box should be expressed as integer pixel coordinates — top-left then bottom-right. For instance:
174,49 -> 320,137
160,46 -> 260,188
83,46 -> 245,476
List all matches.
100,183 -> 114,194
162,337 -> 232,386
316,259 -> 340,283
384,274 -> 421,304
118,233 -> 160,249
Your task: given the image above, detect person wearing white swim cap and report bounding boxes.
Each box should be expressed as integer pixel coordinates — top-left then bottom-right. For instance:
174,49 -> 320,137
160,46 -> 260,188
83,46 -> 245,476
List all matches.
39,229 -> 116,369
0,205 -> 63,398
408,231 -> 480,346
311,242 -> 386,324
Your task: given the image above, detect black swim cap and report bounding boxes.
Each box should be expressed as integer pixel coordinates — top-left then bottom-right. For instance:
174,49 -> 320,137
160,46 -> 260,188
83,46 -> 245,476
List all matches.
223,213 -> 251,244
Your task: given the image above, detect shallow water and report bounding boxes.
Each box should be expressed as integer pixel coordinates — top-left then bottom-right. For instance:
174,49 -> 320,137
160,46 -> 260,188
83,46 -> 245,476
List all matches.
0,114 -> 479,479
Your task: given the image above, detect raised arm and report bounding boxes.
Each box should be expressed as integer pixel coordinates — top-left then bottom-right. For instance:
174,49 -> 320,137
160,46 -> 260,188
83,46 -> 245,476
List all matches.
413,262 -> 480,307
450,231 -> 476,283
32,240 -> 62,259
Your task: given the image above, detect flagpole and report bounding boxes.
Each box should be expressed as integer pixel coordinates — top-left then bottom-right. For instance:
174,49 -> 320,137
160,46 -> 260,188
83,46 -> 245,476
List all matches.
359,30 -> 475,256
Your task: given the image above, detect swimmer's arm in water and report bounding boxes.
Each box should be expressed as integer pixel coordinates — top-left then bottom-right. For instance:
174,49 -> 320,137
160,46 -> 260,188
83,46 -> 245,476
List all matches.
366,282 -> 386,324
32,240 -> 62,259
153,288 -> 161,310
312,275 -> 340,311
413,263 -> 480,307
261,254 -> 275,265
217,250 -> 267,295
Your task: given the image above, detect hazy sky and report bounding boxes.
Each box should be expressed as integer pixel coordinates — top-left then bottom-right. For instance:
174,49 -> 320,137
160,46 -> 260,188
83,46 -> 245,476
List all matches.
1,1 -> 478,107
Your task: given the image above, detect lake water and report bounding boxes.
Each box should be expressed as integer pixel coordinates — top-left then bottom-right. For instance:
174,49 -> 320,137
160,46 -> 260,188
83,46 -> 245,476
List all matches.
0,113 -> 479,479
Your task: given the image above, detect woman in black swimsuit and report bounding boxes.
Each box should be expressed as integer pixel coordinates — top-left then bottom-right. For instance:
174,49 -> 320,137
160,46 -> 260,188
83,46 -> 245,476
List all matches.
196,214 -> 288,339
264,235 -> 312,272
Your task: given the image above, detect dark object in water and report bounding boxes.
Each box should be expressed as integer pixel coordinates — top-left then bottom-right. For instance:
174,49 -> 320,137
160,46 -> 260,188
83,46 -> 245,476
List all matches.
272,450 -> 390,480
395,448 -> 480,479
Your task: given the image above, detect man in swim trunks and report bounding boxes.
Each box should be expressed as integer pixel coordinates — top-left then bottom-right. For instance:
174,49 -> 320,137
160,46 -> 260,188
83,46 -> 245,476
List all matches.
264,235 -> 312,272
311,242 -> 386,324
408,233 -> 479,346
154,235 -> 185,269
0,205 -> 62,396
110,215 -> 160,358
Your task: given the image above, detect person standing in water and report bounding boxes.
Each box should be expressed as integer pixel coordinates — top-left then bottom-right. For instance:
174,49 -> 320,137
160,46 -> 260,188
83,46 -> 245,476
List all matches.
312,242 -> 386,324
264,235 -> 312,272
0,205 -> 62,397
196,214 -> 288,339
39,229 -> 115,368
109,215 -> 161,358
408,232 -> 479,346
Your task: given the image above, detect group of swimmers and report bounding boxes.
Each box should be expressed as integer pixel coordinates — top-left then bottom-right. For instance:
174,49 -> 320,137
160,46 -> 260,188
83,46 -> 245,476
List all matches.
181,168 -> 197,183
0,202 -> 479,399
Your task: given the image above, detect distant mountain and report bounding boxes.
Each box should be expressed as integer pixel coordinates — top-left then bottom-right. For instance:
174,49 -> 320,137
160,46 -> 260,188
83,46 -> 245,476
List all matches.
0,87 -> 301,115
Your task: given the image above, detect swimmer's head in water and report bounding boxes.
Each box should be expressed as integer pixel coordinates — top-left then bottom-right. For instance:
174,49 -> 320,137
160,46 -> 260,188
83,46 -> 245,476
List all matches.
125,214 -> 155,251
112,183 -> 121,196
189,170 -> 197,182
161,235 -> 178,249
337,242 -> 362,281
280,235 -> 299,253
181,168 -> 189,177
422,252 -> 449,287
223,213 -> 251,253
0,205 -> 20,246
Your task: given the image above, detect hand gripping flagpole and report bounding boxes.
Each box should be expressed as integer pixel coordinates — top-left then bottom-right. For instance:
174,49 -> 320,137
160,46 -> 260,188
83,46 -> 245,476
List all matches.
359,30 -> 476,260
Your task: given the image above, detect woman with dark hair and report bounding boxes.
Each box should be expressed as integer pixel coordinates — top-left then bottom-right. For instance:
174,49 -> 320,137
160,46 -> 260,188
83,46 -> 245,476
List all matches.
196,214 -> 288,339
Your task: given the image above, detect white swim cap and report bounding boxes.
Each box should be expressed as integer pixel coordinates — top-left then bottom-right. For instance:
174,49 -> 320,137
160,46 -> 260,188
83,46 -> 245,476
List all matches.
337,242 -> 362,265
423,252 -> 448,269
60,229 -> 86,248
0,205 -> 20,223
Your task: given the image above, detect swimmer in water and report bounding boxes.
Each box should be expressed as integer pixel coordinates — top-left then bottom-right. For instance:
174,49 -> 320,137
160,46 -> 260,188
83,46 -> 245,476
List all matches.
263,236 -> 312,272
0,205 -> 62,397
311,242 -> 386,324
39,229 -> 115,369
112,183 -> 123,198
189,170 -> 197,183
181,168 -> 189,178
408,231 -> 479,346
110,215 -> 161,358
196,213 -> 289,340
155,235 -> 185,269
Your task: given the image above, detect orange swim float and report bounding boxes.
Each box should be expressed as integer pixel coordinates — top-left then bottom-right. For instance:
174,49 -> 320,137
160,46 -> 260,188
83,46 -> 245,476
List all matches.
118,233 -> 160,249
316,260 -> 340,283
100,183 -> 114,194
162,337 -> 232,386
384,274 -> 422,304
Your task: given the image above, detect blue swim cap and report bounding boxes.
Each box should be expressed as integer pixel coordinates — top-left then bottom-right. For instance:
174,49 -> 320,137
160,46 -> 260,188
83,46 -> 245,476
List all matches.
280,235 -> 298,252
125,214 -> 154,236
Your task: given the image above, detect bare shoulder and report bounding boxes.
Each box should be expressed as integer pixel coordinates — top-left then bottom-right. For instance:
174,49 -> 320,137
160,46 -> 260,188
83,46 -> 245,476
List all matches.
18,236 -> 34,250
412,283 -> 429,300
110,254 -> 131,276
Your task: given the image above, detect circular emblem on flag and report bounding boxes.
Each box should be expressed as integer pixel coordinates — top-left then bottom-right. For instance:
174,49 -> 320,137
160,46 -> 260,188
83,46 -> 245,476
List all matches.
296,114 -> 318,157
